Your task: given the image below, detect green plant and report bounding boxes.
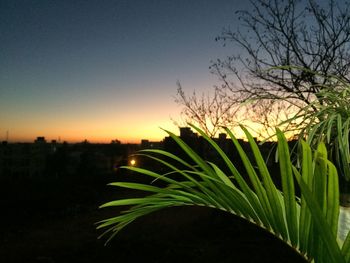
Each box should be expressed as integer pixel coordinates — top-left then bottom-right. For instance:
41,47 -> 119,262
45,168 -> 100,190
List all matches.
276,67 -> 350,183
97,125 -> 350,262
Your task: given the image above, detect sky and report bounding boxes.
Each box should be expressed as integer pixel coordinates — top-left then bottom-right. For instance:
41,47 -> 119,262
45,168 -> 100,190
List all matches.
1,0 -> 249,143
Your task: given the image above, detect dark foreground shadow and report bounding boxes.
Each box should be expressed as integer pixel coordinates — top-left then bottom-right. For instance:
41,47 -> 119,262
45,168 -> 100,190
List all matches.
1,204 -> 307,263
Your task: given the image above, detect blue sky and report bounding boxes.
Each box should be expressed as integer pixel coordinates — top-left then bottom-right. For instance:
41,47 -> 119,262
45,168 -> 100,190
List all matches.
1,0 -> 249,142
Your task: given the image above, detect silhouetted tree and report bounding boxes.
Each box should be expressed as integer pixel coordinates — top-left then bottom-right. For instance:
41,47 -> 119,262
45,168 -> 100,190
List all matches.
177,0 -> 350,137
175,82 -> 242,137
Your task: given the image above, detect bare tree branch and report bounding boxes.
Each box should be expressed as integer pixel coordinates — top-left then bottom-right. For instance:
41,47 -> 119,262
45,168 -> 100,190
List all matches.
176,0 -> 350,137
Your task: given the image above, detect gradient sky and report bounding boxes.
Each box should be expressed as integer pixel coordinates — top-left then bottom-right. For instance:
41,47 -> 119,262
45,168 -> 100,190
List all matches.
1,0 -> 249,143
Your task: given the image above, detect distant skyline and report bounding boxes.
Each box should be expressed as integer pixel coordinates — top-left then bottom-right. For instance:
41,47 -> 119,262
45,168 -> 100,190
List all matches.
1,0 -> 250,143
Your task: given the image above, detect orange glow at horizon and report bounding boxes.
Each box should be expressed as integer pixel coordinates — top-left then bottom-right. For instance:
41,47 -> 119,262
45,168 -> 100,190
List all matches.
1,91 -> 183,143
2,94 -> 294,144
3,116 -> 179,144
3,117 -> 289,144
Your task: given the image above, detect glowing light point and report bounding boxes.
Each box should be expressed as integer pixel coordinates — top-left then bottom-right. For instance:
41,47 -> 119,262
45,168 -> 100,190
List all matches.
130,159 -> 136,166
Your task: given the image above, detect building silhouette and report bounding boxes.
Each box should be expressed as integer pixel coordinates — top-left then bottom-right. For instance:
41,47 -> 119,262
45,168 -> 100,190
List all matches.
0,127 -> 283,178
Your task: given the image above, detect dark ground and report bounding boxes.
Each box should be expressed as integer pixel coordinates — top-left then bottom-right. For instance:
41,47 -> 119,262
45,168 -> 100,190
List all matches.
0,176 -> 307,263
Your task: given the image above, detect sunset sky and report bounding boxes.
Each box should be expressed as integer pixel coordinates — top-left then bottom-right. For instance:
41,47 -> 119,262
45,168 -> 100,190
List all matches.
1,0 -> 249,143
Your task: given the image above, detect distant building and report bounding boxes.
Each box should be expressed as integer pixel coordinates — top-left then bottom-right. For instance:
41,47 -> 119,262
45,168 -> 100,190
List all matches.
0,129 -> 281,178
0,141 -> 51,177
180,127 -> 197,138
218,133 -> 227,141
0,138 -> 139,177
141,139 -> 150,148
141,139 -> 162,149
34,136 -> 46,144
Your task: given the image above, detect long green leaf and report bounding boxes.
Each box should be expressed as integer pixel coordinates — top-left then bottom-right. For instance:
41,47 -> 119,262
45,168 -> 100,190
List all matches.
294,167 -> 345,263
190,124 -> 265,225
242,126 -> 289,241
325,161 -> 339,237
341,231 -> 350,262
208,162 -> 260,221
225,128 -> 272,229
298,140 -> 313,257
276,128 -> 299,246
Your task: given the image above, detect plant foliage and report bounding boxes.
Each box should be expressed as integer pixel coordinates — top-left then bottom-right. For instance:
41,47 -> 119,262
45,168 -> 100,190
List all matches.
277,68 -> 350,181
97,125 -> 350,262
